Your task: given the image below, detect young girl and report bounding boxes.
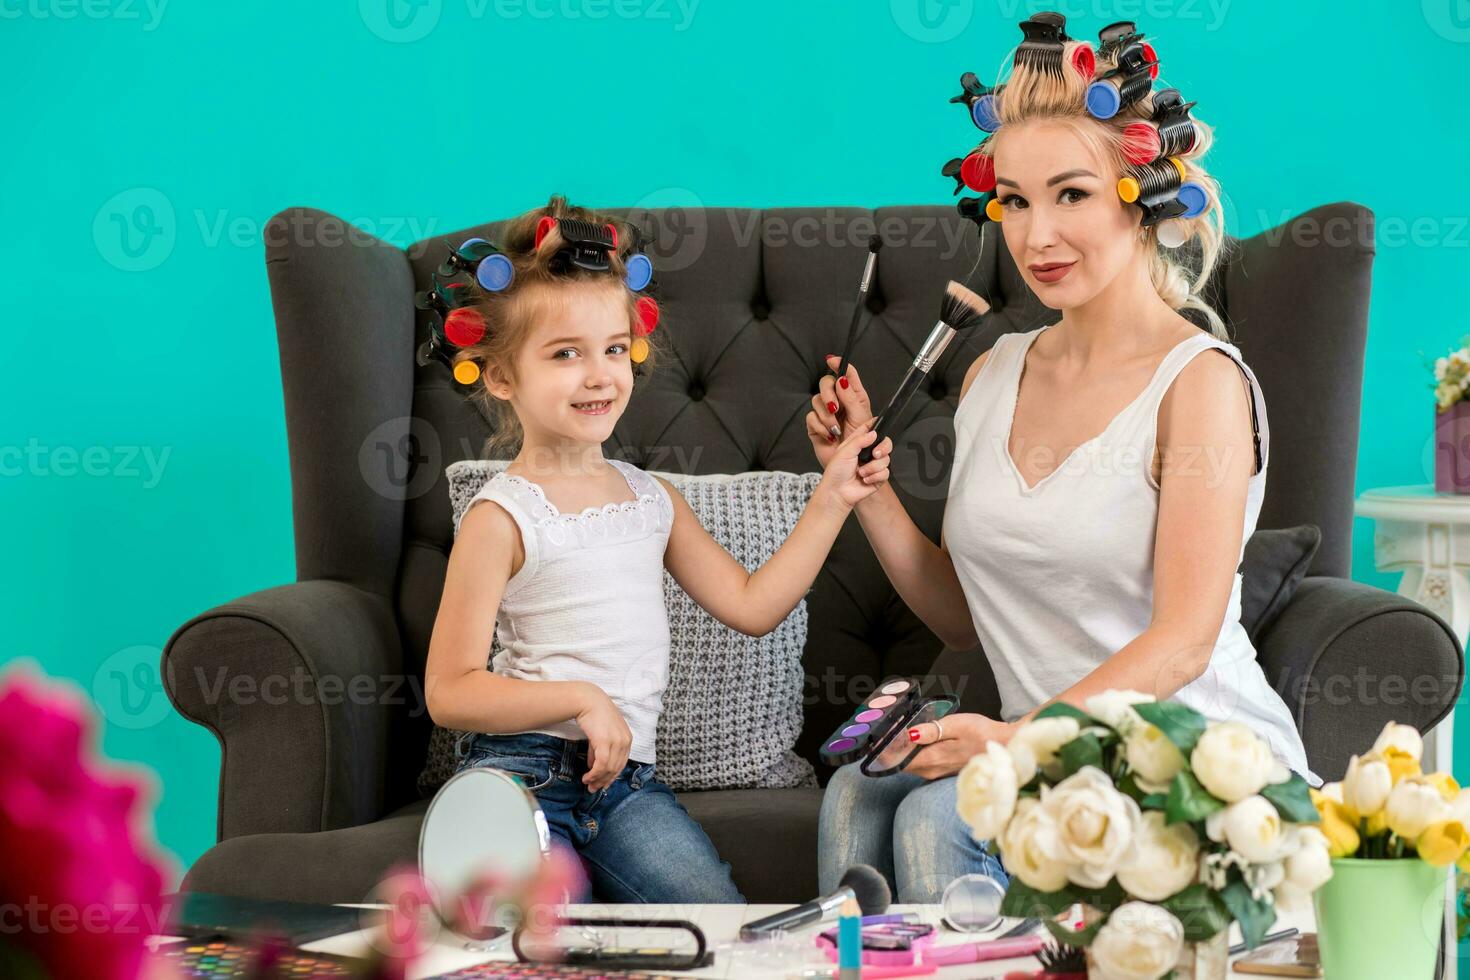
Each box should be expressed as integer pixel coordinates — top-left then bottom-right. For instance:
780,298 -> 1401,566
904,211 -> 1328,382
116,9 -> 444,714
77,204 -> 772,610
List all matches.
424,196 -> 893,904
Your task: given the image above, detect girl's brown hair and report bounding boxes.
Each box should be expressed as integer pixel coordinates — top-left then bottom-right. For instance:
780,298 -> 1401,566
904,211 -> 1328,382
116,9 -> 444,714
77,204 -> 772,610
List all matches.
977,33 -> 1230,339
452,195 -> 665,456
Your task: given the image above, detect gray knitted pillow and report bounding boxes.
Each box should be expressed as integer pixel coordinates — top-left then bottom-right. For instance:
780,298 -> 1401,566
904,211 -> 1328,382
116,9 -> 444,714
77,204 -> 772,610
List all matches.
416,460 -> 818,795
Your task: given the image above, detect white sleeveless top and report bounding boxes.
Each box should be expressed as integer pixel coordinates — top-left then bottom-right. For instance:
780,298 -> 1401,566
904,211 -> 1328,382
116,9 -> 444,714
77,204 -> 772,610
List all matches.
455,458 -> 675,764
942,323 -> 1320,786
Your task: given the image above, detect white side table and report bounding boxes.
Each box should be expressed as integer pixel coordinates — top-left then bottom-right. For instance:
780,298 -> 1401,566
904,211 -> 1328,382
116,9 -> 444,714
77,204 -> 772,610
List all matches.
1355,483 -> 1469,980
1354,484 -> 1467,779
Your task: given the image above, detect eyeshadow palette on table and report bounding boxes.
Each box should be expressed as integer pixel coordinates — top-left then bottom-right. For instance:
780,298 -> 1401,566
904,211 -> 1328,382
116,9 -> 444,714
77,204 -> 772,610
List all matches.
157,939 -> 363,977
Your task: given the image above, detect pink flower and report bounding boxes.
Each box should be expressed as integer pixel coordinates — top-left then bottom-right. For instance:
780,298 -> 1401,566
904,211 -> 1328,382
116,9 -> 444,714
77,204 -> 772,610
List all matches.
0,664 -> 173,980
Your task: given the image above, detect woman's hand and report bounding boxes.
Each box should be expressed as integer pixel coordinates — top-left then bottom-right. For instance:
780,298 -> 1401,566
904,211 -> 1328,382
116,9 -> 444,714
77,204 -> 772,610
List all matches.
574,682 -> 632,792
815,418 -> 893,510
902,712 -> 1017,780
806,355 -> 877,466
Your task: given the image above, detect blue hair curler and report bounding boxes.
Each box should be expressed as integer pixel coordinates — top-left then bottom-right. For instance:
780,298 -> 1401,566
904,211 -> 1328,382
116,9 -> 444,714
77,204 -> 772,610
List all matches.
476,252 -> 514,292
949,72 -> 1003,132
624,252 -> 653,292
1176,181 -> 1208,219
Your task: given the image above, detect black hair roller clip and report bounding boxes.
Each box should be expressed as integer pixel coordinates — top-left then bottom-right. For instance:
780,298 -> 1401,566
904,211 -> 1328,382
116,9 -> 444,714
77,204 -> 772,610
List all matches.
957,191 -> 1001,229
415,272 -> 486,384
949,71 -> 1003,132
1149,88 -> 1201,158
439,237 -> 515,293
1014,12 -> 1071,77
1086,36 -> 1159,120
1118,157 -> 1209,232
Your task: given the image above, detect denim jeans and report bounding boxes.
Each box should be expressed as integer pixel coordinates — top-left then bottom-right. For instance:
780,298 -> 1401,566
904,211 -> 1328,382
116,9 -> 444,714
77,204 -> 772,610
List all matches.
453,731 -> 744,904
817,762 -> 1008,904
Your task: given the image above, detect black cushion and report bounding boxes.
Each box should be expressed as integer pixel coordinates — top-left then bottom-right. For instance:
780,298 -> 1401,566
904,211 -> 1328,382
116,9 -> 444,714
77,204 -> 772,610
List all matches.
1241,525 -> 1322,645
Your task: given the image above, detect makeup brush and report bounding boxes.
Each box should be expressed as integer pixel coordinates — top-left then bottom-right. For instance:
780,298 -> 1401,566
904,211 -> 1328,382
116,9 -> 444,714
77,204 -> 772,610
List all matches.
836,235 -> 883,382
857,280 -> 990,465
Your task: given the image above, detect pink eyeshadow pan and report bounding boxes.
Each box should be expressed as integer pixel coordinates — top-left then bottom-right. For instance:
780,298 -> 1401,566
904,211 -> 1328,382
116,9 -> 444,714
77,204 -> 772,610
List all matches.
867,695 -> 898,710
854,708 -> 884,723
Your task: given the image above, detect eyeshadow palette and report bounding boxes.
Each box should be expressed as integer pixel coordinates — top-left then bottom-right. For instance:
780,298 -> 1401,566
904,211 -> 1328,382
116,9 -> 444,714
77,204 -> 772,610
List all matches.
157,939 -> 363,977
819,678 -> 958,776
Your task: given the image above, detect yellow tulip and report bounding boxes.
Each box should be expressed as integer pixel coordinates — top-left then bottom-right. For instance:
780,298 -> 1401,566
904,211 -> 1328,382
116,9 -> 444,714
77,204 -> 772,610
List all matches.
1382,746 -> 1422,785
1364,810 -> 1391,837
1418,820 -> 1470,866
1427,772 -> 1461,802
1457,848 -> 1470,874
1313,797 -> 1361,858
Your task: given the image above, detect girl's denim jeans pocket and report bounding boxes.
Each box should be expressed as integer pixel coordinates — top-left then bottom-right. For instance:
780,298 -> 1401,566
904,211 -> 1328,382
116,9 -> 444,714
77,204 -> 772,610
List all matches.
454,732 -> 563,793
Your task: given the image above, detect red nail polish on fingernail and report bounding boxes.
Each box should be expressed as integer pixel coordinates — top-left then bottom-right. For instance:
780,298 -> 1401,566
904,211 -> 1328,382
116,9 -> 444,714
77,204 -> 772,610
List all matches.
839,377 -> 849,389
908,728 -> 921,742
828,435 -> 836,444
827,402 -> 838,414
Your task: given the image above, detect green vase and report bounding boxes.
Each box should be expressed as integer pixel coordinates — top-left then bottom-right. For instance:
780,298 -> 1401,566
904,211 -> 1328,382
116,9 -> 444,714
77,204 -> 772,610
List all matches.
1313,857 -> 1449,980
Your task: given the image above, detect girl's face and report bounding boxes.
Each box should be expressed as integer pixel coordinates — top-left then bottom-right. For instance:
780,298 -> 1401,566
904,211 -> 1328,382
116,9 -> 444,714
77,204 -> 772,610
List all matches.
488,282 -> 634,447
992,119 -> 1143,309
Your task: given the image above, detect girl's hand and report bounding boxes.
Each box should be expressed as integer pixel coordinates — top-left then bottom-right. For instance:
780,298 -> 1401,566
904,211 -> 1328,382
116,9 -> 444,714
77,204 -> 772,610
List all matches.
902,712 -> 1017,780
574,683 -> 632,792
816,418 -> 893,510
806,355 -> 877,466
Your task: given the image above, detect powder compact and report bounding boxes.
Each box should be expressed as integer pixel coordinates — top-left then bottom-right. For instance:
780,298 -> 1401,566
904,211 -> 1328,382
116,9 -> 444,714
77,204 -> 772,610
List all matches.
819,678 -> 959,776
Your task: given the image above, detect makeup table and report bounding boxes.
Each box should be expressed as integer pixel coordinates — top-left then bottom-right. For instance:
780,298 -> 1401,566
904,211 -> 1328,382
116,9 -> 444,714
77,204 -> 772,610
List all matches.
153,901 -> 1315,978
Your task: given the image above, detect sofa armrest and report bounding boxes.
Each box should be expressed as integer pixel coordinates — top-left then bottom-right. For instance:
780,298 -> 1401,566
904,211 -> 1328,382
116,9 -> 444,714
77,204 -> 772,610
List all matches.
163,580 -> 405,841
1256,575 -> 1464,779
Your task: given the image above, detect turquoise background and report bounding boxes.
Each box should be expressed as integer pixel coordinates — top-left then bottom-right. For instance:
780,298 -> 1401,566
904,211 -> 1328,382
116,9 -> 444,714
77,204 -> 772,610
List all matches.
3,0 -> 1469,904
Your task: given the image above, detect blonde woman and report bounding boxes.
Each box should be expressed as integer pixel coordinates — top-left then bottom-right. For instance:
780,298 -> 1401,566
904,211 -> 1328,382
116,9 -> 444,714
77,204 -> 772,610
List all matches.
806,12 -> 1319,903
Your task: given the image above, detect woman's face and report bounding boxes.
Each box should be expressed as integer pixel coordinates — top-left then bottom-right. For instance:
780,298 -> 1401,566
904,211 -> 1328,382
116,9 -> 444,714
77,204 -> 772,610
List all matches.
992,119 -> 1142,309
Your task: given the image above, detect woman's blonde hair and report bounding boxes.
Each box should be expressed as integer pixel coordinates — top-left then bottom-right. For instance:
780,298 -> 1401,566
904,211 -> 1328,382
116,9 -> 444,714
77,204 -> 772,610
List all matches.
976,27 -> 1231,339
452,195 -> 665,457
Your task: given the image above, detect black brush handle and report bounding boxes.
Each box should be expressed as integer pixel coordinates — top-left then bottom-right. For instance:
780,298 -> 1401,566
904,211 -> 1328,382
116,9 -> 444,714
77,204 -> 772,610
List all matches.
857,322 -> 958,465
859,369 -> 927,465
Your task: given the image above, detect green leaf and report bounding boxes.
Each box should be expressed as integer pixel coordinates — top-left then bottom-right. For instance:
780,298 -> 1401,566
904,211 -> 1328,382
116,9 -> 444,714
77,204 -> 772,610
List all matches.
1166,770 -> 1225,825
1116,771 -> 1170,810
1133,701 -> 1208,756
1159,884 -> 1232,943
999,879 -> 1079,919
1221,880 -> 1277,950
1034,701 -> 1100,727
1260,772 -> 1318,824
1044,915 -> 1104,948
1073,878 -> 1126,916
1059,733 -> 1104,778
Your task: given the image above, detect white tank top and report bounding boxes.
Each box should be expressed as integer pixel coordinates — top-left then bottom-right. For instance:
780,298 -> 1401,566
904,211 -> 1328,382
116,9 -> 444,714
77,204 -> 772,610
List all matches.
455,458 -> 674,765
941,323 -> 1320,786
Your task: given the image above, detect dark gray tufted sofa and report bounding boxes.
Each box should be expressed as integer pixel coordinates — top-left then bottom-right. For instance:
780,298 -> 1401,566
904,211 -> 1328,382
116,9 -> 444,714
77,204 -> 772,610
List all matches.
164,202 -> 1462,905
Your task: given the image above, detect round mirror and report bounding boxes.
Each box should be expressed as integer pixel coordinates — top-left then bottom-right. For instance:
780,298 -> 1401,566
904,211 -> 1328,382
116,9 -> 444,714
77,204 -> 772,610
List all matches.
419,766 -> 551,939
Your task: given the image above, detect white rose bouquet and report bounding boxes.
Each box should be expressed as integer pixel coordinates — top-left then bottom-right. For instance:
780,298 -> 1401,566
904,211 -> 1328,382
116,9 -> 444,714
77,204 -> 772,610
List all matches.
955,691 -> 1329,980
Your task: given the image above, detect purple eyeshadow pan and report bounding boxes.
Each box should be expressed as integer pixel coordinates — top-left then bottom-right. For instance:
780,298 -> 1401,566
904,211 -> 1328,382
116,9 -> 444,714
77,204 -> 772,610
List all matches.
855,709 -> 884,723
842,723 -> 871,738
827,737 -> 858,753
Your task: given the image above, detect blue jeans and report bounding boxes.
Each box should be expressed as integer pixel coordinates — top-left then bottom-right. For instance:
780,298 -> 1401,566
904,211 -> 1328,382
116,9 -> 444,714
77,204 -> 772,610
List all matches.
454,731 -> 744,904
817,762 -> 1008,904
